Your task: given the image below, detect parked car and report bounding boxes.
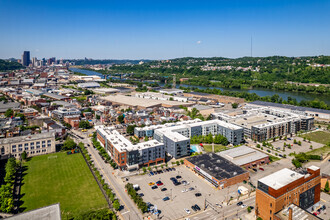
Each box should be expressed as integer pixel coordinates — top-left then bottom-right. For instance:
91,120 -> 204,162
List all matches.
148,182 -> 155,186
161,188 -> 167,191
176,175 -> 182,179
150,172 -> 154,175
156,181 -> 162,184
252,168 -> 258,172
191,205 -> 197,211
182,189 -> 187,193
194,204 -> 201,211
195,193 -> 202,197
241,204 -> 247,208
184,208 -> 190,214
188,187 -> 194,191
259,167 -> 264,171
163,196 -> 170,201
157,182 -> 163,186
172,168 -> 176,171
170,177 -> 176,181
249,206 -> 254,210
151,186 -> 158,189
237,202 -> 243,206
139,193 -> 144,197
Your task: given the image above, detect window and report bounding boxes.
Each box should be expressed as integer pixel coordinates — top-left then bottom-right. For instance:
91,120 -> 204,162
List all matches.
30,142 -> 34,146
42,141 -> 45,144
25,143 -> 28,147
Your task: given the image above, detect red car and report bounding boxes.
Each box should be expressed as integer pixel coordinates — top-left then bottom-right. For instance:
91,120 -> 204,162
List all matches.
157,182 -> 164,186
259,168 -> 264,171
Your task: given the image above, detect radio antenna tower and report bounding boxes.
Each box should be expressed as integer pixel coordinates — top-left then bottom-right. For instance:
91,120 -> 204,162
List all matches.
250,37 -> 253,57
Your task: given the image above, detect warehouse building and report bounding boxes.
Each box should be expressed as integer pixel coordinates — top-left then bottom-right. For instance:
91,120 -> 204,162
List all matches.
184,153 -> 249,189
96,125 -> 165,170
77,82 -> 100,88
256,166 -> 321,220
217,146 -> 269,169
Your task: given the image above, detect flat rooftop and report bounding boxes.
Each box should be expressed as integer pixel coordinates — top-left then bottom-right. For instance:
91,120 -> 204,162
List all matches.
218,146 -> 268,166
0,132 -> 55,145
101,94 -> 192,108
258,168 -> 304,190
275,203 -> 321,220
186,153 -> 248,181
7,203 -> 61,220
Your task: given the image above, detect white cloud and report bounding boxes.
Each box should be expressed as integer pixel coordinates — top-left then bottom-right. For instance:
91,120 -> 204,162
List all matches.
196,40 -> 202,44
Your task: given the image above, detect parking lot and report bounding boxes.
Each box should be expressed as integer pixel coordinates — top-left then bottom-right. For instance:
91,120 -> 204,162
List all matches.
128,165 -> 255,219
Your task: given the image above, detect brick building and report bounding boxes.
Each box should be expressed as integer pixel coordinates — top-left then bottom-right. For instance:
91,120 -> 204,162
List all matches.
63,115 -> 80,129
184,153 -> 249,189
256,166 -> 321,220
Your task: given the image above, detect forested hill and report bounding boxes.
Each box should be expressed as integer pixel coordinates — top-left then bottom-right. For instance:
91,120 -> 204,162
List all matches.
0,59 -> 23,71
108,56 -> 330,84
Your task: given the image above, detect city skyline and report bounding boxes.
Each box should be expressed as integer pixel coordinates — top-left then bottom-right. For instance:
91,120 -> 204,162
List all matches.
0,0 -> 329,59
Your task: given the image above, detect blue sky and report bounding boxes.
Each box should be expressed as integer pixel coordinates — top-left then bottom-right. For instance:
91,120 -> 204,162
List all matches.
0,0 -> 329,59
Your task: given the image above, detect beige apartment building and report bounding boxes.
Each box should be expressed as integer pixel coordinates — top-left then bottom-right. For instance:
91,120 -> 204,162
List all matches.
0,132 -> 56,159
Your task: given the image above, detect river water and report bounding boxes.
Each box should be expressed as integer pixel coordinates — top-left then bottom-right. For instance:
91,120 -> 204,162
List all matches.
70,68 -> 330,105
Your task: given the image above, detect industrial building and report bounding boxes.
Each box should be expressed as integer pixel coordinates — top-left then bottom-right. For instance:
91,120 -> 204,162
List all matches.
51,107 -> 81,120
212,107 -> 314,142
77,82 -> 100,88
0,132 -> 56,159
217,146 -> 269,169
256,166 -> 321,220
96,125 -> 165,170
184,153 -> 249,189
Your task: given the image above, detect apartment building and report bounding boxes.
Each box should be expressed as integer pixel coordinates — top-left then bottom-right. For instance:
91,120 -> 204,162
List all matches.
0,132 -> 56,159
96,125 -> 165,170
256,166 -> 321,220
51,107 -> 81,120
212,107 -> 314,142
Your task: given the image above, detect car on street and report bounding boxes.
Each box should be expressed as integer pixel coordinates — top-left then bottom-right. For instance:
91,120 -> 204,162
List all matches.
237,202 -> 243,206
151,186 -> 158,189
163,196 -> 170,201
161,188 -> 167,191
195,193 -> 202,197
176,175 -> 182,179
241,204 -> 247,208
252,168 -> 258,172
184,208 -> 190,214
149,182 -> 155,186
188,187 -> 194,191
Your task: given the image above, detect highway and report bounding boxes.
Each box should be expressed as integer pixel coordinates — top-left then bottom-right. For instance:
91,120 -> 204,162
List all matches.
70,130 -> 143,220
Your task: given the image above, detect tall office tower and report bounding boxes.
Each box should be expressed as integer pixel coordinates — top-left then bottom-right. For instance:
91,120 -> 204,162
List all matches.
22,51 -> 30,66
32,57 -> 38,67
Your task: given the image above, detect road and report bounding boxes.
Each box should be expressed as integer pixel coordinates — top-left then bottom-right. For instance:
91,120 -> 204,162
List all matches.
181,196 -> 255,220
70,130 -> 143,220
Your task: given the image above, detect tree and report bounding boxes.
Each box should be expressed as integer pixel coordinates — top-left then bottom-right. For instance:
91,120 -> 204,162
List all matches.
117,115 -> 124,124
21,151 -> 27,160
142,167 -> 147,173
310,145 -> 313,150
63,138 -> 77,150
84,90 -> 94,95
113,199 -> 120,211
126,125 -> 136,135
79,120 -> 91,129
5,109 -> 13,118
231,103 -> 239,109
144,136 -> 149,141
298,141 -> 301,146
325,180 -> 330,192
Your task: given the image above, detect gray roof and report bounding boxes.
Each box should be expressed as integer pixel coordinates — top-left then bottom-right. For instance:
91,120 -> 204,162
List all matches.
217,146 -> 268,166
0,101 -> 21,113
0,132 -> 55,145
7,203 -> 61,220
249,101 -> 330,114
43,93 -> 67,100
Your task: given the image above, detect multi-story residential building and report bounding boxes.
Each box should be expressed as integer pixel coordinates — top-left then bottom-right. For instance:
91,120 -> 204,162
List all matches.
0,132 -> 56,159
51,107 -> 81,120
96,125 -> 165,171
256,166 -> 321,220
212,107 -> 314,142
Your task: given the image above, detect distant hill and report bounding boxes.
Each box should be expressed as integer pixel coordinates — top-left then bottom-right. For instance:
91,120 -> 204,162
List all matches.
0,59 -> 23,71
63,59 -> 153,65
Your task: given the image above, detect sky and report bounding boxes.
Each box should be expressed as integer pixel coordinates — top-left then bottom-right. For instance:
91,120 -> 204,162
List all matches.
0,0 -> 329,60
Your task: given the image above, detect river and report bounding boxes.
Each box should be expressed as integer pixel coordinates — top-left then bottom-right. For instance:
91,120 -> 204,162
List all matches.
70,68 -> 330,105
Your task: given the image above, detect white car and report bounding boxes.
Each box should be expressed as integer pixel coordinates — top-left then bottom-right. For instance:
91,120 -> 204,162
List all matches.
182,189 -> 187,193
241,204 -> 247,208
184,208 -> 191,214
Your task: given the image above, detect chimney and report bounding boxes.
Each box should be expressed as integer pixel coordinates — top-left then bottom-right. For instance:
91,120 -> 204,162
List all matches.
288,207 -> 293,220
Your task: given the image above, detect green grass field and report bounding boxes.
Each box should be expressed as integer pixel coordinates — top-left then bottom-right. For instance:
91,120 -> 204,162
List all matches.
203,144 -> 227,152
302,131 -> 330,145
306,145 -> 330,156
20,152 -> 107,218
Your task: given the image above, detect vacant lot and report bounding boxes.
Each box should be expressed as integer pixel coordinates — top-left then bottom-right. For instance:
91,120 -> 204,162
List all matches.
302,131 -> 330,145
306,145 -> 330,156
20,152 -> 107,218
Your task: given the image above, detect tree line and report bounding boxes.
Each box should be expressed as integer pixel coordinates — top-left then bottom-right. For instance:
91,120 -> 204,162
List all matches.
0,158 -> 17,213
